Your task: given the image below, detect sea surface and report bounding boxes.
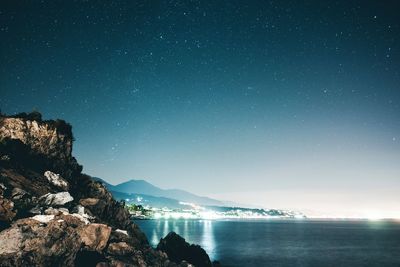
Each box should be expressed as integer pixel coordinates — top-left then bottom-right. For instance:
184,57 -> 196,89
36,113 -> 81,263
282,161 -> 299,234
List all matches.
135,219 -> 400,267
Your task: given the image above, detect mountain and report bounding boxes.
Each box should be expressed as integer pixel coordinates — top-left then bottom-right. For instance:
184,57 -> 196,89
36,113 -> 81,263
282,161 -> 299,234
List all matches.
96,178 -> 225,207
110,191 -> 184,209
0,112 -> 211,267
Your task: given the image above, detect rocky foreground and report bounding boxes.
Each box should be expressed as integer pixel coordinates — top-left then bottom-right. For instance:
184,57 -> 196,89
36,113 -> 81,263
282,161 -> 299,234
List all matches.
0,112 -> 213,267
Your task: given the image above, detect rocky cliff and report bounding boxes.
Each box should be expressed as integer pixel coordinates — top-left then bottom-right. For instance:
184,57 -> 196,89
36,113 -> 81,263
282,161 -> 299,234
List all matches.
0,112 -> 212,267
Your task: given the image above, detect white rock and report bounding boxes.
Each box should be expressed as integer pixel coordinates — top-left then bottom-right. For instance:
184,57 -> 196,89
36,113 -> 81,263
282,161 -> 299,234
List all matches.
71,213 -> 90,225
76,205 -> 85,215
116,229 -> 129,236
32,214 -> 55,223
44,171 -> 69,190
40,192 -> 74,206
75,205 -> 94,221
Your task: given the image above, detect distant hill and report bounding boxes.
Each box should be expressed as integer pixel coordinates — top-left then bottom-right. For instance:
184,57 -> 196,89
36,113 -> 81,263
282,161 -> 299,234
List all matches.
110,191 -> 184,209
93,177 -> 224,206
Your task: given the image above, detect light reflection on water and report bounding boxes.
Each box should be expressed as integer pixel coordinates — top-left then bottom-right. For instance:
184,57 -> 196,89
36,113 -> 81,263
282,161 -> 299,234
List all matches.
136,219 -> 400,267
145,219 -> 217,260
202,220 -> 216,259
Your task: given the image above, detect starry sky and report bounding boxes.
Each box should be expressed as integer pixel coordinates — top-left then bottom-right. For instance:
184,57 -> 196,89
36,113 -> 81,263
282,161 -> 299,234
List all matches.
1,1 -> 399,218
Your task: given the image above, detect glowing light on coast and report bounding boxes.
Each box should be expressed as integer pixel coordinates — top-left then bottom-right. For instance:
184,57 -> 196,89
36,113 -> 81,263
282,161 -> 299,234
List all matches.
199,211 -> 220,220
362,210 -> 400,221
364,211 -> 384,221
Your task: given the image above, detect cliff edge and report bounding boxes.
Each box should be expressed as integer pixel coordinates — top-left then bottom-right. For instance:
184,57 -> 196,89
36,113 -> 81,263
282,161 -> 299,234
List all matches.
0,112 -> 212,267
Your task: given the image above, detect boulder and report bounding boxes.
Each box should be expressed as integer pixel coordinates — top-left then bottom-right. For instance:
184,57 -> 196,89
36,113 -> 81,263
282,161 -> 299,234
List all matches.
44,171 -> 69,190
157,232 -> 212,267
40,191 -> 73,206
107,242 -> 134,256
0,215 -> 84,267
79,197 -> 100,206
44,207 -> 69,216
72,205 -> 95,222
0,197 -> 16,223
11,187 -> 27,200
32,214 -> 55,223
78,223 -> 112,252
115,229 -> 129,236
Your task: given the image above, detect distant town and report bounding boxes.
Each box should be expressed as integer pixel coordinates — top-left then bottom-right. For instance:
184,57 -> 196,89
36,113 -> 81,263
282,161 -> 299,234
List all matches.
127,201 -> 305,220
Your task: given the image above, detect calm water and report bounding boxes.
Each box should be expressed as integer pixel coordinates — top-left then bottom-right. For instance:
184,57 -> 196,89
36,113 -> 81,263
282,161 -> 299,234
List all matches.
135,219 -> 400,267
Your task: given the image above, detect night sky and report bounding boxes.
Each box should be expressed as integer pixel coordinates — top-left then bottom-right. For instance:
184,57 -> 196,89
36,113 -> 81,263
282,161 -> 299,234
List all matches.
1,1 -> 399,217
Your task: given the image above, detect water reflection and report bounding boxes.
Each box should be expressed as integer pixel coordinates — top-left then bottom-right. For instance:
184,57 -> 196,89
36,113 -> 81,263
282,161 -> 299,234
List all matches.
145,219 -> 218,261
151,228 -> 159,246
163,219 -> 169,237
137,219 -> 400,267
201,220 -> 216,260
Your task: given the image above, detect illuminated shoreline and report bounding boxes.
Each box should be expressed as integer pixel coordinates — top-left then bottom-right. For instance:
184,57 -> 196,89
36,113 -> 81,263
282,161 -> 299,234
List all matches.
127,202 -> 305,220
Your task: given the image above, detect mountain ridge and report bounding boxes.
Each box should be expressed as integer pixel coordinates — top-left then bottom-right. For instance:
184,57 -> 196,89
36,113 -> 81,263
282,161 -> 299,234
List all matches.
94,177 -> 225,207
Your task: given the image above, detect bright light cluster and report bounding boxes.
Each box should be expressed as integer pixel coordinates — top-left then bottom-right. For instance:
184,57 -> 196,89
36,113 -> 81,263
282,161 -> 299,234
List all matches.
129,203 -> 304,220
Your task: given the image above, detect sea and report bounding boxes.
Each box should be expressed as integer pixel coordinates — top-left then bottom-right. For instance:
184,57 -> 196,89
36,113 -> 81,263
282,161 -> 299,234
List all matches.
135,219 -> 400,267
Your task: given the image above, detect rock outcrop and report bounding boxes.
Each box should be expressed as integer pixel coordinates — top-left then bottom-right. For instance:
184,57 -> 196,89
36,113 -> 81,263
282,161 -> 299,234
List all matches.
0,112 -> 213,267
0,112 -> 73,164
157,232 -> 212,267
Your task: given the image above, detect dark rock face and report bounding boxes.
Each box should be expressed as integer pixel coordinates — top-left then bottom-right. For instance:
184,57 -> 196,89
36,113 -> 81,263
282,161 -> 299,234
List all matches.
157,232 -> 212,267
0,112 -> 211,267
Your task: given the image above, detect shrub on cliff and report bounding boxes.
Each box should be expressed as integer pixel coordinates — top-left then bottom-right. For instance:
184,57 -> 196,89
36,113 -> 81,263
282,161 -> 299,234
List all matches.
50,119 -> 73,140
9,111 -> 43,121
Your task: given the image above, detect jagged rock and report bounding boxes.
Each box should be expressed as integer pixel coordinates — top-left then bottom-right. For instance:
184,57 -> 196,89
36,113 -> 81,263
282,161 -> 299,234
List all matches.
79,223 -> 112,252
0,215 -> 85,267
0,168 -> 53,197
9,187 -> 37,219
0,112 -> 207,267
79,197 -> 99,206
0,227 -> 23,255
29,206 -> 43,215
0,183 -> 6,191
71,205 -> 94,224
107,242 -> 134,256
0,197 -> 15,223
44,171 -> 69,190
44,207 -> 69,216
11,187 -> 27,200
0,117 -> 73,164
115,229 -> 129,236
39,191 -> 74,206
109,229 -> 131,245
158,232 -> 212,267
71,212 -> 91,225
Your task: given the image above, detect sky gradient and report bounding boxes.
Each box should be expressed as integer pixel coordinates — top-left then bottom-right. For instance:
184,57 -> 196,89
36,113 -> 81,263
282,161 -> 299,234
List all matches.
1,1 -> 399,217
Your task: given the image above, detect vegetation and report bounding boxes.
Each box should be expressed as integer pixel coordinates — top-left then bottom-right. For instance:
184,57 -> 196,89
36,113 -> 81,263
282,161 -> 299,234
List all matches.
9,111 -> 43,121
